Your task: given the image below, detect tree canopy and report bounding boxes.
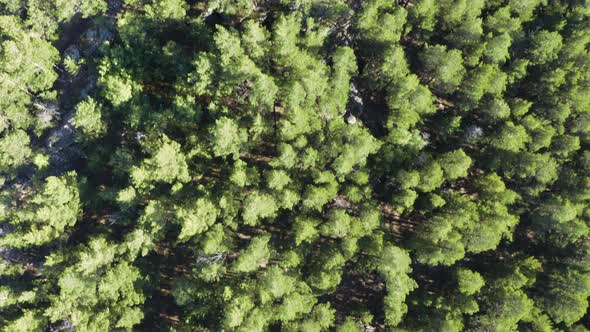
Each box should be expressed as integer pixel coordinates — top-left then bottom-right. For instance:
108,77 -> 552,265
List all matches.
2,0 -> 590,331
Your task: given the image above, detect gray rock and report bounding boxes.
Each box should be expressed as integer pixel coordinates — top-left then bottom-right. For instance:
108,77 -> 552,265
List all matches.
346,114 -> 357,124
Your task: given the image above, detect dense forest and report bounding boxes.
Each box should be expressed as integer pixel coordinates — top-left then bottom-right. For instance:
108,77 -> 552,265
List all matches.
1,0 -> 590,331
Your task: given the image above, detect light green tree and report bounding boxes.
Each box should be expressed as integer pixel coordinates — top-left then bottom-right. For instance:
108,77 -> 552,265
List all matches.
377,245 -> 417,327
73,97 -> 105,140
438,149 -> 472,180
210,117 -> 245,158
0,129 -> 32,173
176,198 -> 219,242
420,44 -> 466,93
131,135 -> 190,189
242,191 -> 278,226
232,235 -> 271,273
0,172 -> 79,247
